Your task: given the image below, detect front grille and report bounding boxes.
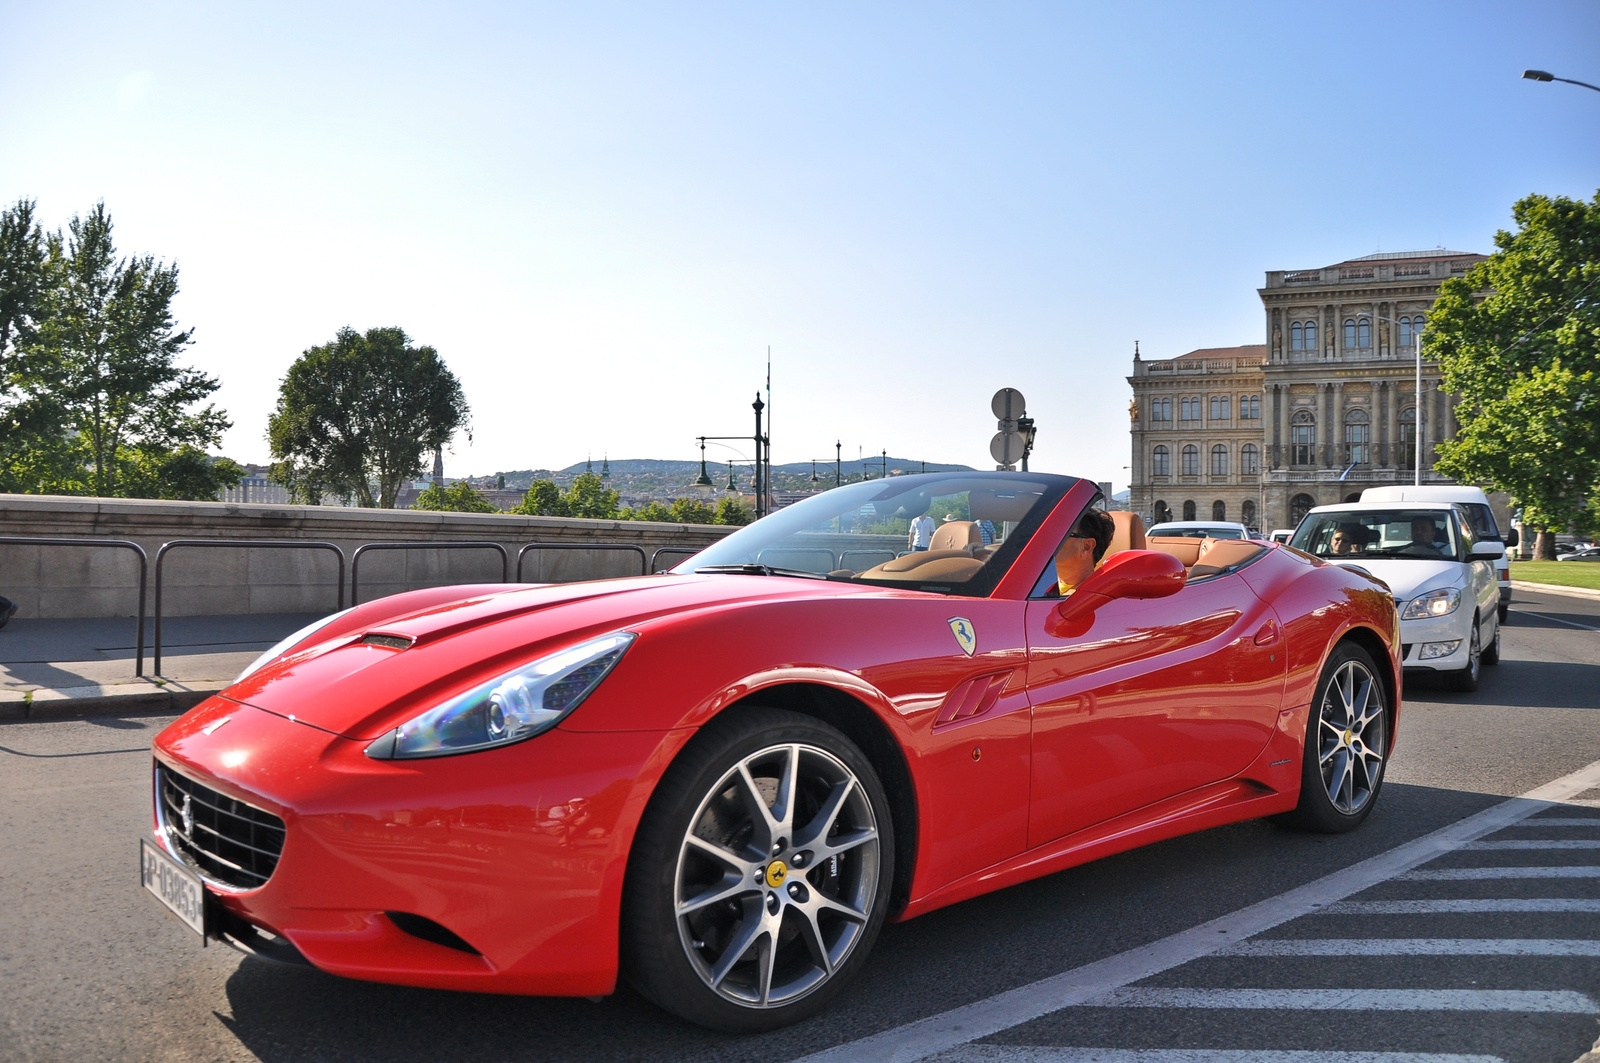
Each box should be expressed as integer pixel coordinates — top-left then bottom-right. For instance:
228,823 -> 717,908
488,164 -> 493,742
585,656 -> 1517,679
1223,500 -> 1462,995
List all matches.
157,765 -> 285,890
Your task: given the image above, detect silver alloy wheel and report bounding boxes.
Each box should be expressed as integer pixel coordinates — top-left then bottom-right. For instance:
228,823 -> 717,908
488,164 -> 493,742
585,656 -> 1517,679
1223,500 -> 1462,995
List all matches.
1317,657 -> 1387,815
672,742 -> 880,1009
1465,624 -> 1481,683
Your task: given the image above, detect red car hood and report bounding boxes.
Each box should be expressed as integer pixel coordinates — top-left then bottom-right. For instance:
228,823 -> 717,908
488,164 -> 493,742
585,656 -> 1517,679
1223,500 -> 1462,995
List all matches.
223,575 -> 881,739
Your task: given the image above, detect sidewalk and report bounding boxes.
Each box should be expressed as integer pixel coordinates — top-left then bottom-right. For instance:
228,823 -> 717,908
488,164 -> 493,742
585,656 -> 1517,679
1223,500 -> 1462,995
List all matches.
0,612 -> 321,720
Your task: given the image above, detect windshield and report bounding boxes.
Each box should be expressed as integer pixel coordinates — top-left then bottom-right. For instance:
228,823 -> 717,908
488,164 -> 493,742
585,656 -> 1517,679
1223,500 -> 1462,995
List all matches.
1147,524 -> 1246,540
675,472 -> 1072,595
1290,509 -> 1462,561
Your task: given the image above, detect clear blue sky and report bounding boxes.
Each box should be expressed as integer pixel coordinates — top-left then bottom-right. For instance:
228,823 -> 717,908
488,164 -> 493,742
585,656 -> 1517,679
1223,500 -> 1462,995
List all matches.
3,2 -> 1596,489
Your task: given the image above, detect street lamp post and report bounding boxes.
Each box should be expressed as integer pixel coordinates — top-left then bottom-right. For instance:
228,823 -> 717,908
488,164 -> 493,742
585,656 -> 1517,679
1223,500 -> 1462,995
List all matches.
1523,69 -> 1600,94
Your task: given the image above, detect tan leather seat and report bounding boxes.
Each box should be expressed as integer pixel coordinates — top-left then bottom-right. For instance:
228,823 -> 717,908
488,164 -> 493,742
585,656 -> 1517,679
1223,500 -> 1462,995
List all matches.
930,521 -> 982,553
1146,535 -> 1208,568
1104,512 -> 1147,559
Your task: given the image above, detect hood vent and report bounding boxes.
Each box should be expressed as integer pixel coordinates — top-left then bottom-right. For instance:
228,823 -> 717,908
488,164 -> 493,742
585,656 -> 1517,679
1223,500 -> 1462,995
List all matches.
360,634 -> 414,650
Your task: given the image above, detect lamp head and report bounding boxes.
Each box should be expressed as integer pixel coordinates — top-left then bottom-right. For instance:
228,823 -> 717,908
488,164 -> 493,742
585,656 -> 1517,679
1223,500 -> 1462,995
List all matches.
1523,69 -> 1554,81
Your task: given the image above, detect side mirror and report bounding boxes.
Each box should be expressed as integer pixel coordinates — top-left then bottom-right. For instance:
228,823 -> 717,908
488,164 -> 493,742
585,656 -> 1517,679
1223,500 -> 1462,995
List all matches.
1504,528 -> 1519,548
1049,550 -> 1187,636
1470,541 -> 1505,560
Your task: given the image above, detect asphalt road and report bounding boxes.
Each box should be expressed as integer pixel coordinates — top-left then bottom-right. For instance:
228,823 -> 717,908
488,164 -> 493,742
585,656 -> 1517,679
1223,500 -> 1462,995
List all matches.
2,589 -> 1597,1063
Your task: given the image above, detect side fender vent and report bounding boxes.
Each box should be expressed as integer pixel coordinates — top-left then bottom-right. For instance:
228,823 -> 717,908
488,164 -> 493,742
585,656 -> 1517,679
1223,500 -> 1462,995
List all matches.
934,671 -> 1012,727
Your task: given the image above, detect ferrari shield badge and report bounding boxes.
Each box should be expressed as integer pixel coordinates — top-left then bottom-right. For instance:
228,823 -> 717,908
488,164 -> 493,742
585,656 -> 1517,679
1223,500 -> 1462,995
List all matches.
947,617 -> 977,657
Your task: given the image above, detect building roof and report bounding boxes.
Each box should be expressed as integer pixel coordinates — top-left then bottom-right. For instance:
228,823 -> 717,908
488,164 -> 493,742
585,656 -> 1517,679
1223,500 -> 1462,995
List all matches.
1173,344 -> 1267,361
1346,249 -> 1476,263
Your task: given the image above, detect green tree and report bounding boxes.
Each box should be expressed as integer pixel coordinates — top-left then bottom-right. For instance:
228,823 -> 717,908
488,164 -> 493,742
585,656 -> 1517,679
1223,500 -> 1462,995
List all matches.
7,202 -> 236,499
513,479 -> 565,516
669,497 -> 716,524
622,500 -> 674,522
562,472 -> 620,519
268,326 -> 469,508
1430,190 -> 1600,559
713,497 -> 751,526
412,480 -> 498,513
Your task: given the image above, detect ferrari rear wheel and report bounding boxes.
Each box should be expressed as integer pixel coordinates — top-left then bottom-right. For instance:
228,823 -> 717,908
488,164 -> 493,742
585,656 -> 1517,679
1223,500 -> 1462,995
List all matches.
622,707 -> 893,1031
1281,641 -> 1388,833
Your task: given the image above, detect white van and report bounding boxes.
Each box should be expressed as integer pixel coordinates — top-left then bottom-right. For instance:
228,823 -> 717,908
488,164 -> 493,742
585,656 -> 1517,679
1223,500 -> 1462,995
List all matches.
1360,485 -> 1516,621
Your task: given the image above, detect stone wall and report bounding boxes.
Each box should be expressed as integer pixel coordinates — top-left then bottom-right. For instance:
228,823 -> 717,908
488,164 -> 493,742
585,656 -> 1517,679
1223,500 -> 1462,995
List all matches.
0,495 -> 735,619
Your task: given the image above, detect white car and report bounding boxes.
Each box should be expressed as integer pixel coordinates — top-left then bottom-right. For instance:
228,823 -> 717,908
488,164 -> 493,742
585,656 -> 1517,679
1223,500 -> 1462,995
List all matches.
1360,485 -> 1517,622
1290,502 -> 1503,692
1146,520 -> 1251,540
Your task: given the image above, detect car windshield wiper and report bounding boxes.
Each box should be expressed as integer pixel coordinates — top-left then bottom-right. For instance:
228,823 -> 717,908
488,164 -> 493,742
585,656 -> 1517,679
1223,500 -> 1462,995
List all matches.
694,563 -> 830,580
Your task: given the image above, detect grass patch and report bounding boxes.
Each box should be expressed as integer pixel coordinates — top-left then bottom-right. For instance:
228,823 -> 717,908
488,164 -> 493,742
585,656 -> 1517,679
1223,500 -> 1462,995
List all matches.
1511,561 -> 1600,591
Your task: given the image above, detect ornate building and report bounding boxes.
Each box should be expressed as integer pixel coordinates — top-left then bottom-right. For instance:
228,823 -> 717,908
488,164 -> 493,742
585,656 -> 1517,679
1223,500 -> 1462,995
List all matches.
1129,248 -> 1487,533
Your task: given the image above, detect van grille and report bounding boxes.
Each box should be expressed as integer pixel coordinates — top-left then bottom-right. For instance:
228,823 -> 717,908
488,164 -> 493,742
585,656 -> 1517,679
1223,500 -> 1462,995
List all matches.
156,765 -> 285,890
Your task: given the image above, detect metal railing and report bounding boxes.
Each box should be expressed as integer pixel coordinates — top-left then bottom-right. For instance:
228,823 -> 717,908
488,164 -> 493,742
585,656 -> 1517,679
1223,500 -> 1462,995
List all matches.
516,542 -> 648,582
153,540 -> 346,675
0,537 -> 149,677
350,541 -> 510,606
650,546 -> 699,573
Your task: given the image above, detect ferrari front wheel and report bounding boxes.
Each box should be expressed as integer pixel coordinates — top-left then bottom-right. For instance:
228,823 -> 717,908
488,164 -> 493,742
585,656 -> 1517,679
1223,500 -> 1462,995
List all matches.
622,708 -> 894,1032
1281,641 -> 1388,833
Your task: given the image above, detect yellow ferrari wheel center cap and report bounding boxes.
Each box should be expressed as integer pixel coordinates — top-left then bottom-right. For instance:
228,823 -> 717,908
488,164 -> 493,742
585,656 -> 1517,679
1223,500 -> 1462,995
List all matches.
1344,729 -> 1354,745
765,860 -> 788,888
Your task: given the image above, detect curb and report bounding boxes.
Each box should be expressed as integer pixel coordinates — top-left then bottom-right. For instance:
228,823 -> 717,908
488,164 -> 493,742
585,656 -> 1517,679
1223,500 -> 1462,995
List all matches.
0,681 -> 228,722
1515,580 -> 1600,601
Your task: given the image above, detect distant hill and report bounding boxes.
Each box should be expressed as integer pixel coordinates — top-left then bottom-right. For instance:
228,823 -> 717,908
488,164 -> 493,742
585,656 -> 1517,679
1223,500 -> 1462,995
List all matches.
466,457 -> 976,499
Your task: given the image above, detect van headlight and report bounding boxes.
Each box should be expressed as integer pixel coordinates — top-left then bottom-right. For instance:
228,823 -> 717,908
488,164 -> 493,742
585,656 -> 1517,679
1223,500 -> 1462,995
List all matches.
1401,588 -> 1461,620
364,632 -> 636,760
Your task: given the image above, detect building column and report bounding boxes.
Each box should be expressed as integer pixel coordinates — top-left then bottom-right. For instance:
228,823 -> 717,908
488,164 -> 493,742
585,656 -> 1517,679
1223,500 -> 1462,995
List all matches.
1273,384 -> 1286,468
1385,378 -> 1398,467
1332,381 -> 1346,468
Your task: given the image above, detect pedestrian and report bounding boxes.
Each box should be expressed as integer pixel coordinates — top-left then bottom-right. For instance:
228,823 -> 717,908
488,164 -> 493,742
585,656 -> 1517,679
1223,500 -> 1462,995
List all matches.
0,595 -> 16,631
908,510 -> 935,552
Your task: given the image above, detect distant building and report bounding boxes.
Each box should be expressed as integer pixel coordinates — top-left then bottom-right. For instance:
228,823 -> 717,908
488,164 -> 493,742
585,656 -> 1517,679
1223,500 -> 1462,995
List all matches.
1129,248 -> 1490,534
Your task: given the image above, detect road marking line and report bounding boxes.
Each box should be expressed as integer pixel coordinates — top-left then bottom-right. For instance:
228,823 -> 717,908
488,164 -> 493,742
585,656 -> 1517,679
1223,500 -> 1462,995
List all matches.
1086,987 -> 1598,1012
1400,865 -> 1600,879
1518,610 -> 1600,632
1516,817 -> 1600,826
1222,938 -> 1600,956
929,1048 -> 1508,1063
791,756 -> 1600,1063
1463,839 -> 1600,849
1321,899 -> 1600,913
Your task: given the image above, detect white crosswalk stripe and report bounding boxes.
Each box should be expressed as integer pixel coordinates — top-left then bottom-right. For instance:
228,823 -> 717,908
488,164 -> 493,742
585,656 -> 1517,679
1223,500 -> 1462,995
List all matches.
929,1049 -> 1507,1063
1321,898 -> 1600,913
1399,865 -> 1600,879
1222,937 -> 1600,956
1085,987 -> 1599,1012
1462,839 -> 1600,849
1510,817 -> 1600,826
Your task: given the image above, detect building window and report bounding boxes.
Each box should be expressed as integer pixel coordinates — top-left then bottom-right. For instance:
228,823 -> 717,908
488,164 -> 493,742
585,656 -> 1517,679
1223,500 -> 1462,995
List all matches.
1181,444 -> 1200,476
1290,493 -> 1316,526
1150,397 -> 1172,421
1291,410 -> 1316,465
1151,445 -> 1170,477
1210,395 -> 1230,420
1153,500 -> 1172,524
1241,499 -> 1256,529
1398,316 -> 1413,347
1399,407 -> 1417,468
1291,322 -> 1303,350
1344,410 -> 1370,465
1240,394 -> 1260,419
1180,397 -> 1200,421
1211,444 -> 1229,476
1305,320 -> 1317,351
1212,500 -> 1227,521
1358,317 -> 1371,348
1241,443 -> 1259,475
1183,500 -> 1197,521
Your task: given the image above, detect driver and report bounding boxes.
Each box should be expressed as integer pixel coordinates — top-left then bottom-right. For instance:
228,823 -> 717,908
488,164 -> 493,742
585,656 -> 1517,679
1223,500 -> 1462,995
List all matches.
1407,516 -> 1447,554
1054,509 -> 1114,596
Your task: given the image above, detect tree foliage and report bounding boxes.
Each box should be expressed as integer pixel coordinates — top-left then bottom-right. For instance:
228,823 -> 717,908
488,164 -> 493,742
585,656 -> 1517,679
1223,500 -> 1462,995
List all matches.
1,200 -> 239,499
412,480 -> 497,513
1430,190 -> 1600,557
268,327 -> 469,509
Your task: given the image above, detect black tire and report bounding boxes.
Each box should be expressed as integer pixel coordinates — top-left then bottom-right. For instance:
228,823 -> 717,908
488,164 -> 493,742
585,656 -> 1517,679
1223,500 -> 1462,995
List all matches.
620,707 -> 894,1032
1280,641 -> 1389,833
1444,621 -> 1482,692
1498,602 -> 1509,624
1481,616 -> 1501,666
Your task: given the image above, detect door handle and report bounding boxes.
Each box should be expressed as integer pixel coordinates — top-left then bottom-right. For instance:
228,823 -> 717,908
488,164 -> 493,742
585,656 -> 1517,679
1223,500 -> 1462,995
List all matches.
1253,619 -> 1280,647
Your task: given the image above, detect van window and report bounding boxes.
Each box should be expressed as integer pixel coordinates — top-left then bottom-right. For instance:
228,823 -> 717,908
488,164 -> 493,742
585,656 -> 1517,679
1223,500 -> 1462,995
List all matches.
1461,503 -> 1500,541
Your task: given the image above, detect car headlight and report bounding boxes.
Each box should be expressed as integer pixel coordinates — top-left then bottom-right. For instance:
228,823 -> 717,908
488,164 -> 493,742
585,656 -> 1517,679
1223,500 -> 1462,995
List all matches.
235,607 -> 357,683
364,632 -> 636,760
1401,588 -> 1461,620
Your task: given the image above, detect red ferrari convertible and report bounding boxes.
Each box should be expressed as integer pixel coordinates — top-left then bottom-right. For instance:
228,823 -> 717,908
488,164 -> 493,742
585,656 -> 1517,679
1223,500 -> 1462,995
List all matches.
144,472 -> 1399,1031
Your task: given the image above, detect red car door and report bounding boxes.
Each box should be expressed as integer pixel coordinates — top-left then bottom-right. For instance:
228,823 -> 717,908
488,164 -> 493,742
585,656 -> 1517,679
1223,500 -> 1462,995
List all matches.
1023,571 -> 1285,847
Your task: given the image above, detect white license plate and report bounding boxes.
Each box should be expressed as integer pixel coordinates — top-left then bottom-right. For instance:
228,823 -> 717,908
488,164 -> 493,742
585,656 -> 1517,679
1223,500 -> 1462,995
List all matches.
140,837 -> 206,938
